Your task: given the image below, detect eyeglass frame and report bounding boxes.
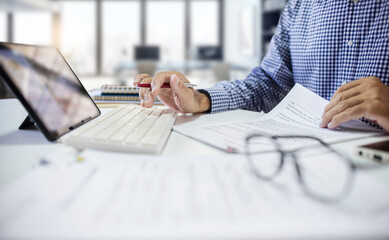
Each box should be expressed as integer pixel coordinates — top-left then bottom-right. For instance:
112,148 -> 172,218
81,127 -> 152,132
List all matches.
244,134 -> 386,204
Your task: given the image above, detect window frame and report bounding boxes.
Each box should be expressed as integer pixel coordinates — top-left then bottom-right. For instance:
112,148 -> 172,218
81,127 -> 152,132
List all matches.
7,0 -> 223,76
101,0 -> 142,75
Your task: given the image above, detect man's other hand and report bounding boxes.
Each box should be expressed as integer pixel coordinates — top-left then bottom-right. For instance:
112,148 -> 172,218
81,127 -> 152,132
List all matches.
320,76 -> 389,132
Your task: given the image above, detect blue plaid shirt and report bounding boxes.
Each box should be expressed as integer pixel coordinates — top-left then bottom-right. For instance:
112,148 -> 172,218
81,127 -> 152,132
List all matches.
205,0 -> 389,114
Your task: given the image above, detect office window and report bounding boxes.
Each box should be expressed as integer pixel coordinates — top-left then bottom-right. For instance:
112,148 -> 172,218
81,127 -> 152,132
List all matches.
190,1 -> 219,46
0,13 -> 6,42
14,12 -> 52,45
146,1 -> 185,62
102,1 -> 141,74
59,1 -> 96,75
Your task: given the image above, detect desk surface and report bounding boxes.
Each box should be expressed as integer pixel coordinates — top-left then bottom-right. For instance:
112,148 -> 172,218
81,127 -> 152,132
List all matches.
0,99 -> 263,187
1,98 -> 388,186
1,98 -> 389,239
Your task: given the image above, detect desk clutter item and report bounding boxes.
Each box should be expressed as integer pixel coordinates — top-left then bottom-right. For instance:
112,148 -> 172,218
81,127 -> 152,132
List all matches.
63,104 -> 177,154
90,84 -> 162,104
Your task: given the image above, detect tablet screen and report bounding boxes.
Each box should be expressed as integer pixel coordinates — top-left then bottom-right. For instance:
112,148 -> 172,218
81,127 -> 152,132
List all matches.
0,43 -> 100,140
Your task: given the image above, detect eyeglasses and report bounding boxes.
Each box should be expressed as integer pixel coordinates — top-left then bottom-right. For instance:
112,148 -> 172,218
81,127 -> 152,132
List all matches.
244,134 -> 386,203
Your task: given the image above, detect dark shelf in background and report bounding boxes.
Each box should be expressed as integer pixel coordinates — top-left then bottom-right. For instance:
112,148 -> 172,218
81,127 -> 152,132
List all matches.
262,8 -> 285,14
260,0 -> 287,59
262,30 -> 276,37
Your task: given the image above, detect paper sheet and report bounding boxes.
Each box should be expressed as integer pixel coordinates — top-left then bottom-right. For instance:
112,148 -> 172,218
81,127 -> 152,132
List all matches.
173,84 -> 384,153
1,149 -> 389,239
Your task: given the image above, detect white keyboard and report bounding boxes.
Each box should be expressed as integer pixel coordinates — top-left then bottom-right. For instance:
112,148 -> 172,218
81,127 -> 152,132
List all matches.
63,105 -> 177,154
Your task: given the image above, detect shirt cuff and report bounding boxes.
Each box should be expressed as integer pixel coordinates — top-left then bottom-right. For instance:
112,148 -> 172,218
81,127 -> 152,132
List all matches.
197,88 -> 235,114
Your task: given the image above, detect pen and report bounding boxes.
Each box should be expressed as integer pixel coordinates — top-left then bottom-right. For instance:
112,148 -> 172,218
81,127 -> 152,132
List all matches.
136,83 -> 197,88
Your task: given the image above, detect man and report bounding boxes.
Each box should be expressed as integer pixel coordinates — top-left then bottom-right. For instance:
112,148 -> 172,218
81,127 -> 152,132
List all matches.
134,0 -> 389,132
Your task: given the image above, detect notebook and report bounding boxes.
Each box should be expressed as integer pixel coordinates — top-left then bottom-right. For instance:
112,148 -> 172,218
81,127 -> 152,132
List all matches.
101,84 -> 139,94
89,85 -> 162,104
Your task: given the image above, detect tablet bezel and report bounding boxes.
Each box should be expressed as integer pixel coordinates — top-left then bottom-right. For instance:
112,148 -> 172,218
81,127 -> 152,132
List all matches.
0,42 -> 101,141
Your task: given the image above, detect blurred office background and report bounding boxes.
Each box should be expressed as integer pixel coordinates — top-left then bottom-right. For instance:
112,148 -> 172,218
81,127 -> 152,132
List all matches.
0,0 -> 287,98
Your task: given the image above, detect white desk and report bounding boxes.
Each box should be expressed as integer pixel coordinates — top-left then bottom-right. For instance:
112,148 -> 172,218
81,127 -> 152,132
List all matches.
1,98 -> 388,186
0,99 -> 263,187
1,98 -> 389,239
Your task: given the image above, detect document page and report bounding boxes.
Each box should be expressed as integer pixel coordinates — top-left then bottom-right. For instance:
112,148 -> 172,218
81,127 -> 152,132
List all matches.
174,84 -> 384,152
0,149 -> 389,239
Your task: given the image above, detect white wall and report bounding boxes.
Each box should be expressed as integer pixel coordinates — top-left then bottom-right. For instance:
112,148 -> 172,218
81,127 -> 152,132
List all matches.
224,0 -> 261,70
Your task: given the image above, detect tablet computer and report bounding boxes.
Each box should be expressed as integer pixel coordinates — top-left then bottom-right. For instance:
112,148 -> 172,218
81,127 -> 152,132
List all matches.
0,42 -> 100,141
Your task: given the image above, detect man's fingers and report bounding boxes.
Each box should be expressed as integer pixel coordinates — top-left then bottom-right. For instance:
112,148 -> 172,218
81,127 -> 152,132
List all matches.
323,87 -> 362,117
136,71 -> 194,112
138,77 -> 154,107
333,78 -> 362,95
151,72 -> 171,95
151,71 -> 189,95
327,105 -> 365,129
134,73 -> 151,84
136,73 -> 153,107
324,80 -> 361,114
320,96 -> 363,127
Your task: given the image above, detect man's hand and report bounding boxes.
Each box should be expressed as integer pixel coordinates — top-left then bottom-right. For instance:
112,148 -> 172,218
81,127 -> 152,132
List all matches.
320,76 -> 389,132
133,71 -> 211,113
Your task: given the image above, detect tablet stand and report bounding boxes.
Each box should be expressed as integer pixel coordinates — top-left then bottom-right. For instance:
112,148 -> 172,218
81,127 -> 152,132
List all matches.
19,115 -> 38,130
